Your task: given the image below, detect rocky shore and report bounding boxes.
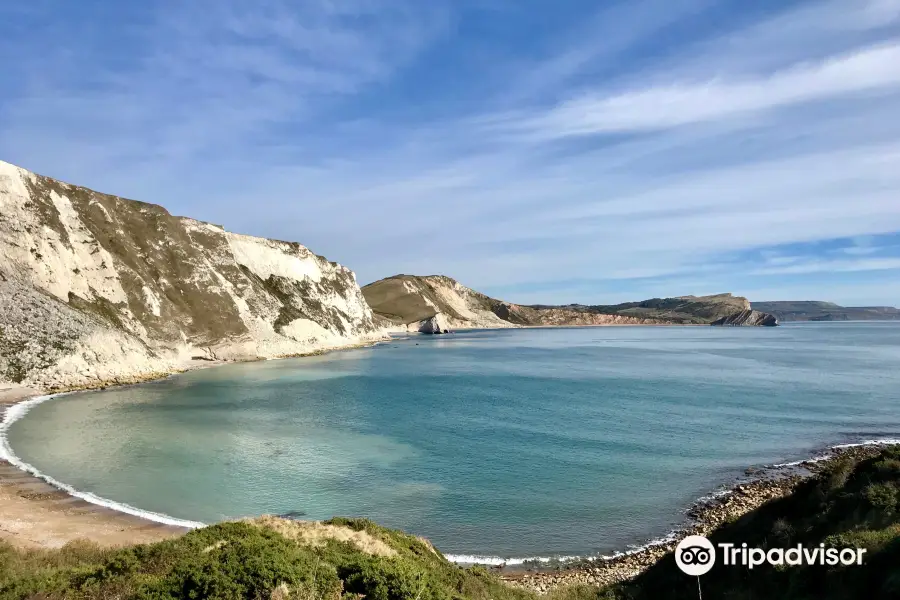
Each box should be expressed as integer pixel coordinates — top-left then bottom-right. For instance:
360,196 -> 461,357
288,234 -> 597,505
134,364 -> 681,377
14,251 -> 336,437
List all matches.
500,443 -> 896,594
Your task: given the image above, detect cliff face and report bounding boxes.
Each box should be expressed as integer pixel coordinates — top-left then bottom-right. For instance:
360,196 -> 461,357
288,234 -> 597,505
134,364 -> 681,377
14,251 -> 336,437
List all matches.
362,276 -> 778,331
360,275 -> 517,332
588,293 -> 763,324
710,309 -> 779,327
0,160 -> 384,391
361,275 -> 666,333
752,301 -> 900,322
487,302 -> 665,327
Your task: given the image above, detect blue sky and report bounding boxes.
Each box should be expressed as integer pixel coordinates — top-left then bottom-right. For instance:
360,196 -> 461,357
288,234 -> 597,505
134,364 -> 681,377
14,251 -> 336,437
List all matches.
2,0 -> 900,305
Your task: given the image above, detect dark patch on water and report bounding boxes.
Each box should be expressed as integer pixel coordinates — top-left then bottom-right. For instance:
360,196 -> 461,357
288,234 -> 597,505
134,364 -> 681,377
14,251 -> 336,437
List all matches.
278,510 -> 308,520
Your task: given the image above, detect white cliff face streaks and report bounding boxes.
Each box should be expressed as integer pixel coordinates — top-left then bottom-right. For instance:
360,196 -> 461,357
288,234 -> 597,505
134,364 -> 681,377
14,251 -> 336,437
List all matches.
0,160 -> 386,391
363,274 -> 670,332
363,275 -> 520,333
362,275 -> 777,331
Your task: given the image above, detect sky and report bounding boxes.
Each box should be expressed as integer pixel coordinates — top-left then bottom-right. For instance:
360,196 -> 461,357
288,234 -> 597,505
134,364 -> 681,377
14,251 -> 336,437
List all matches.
1,0 -> 899,306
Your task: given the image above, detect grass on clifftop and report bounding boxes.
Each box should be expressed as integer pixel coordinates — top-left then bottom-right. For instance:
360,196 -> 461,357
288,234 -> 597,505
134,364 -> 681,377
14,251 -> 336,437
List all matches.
0,517 -> 537,600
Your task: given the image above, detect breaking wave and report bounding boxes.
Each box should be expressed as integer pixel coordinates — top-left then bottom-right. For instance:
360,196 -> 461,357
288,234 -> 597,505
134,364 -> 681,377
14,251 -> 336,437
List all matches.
0,393 -> 204,529
3,393 -> 899,559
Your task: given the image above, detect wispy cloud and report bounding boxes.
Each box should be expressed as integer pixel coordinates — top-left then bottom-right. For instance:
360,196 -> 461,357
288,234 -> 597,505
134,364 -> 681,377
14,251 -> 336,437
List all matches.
1,0 -> 899,305
752,257 -> 900,275
494,42 -> 900,139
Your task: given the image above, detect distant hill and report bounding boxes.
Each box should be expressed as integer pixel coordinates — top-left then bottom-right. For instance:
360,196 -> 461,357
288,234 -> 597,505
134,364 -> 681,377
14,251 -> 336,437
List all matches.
361,275 -> 777,333
753,301 -> 900,322
586,293 -> 777,325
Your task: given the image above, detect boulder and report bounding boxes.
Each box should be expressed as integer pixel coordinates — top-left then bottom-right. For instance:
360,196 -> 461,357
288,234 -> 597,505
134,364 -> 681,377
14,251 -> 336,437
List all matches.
417,313 -> 452,334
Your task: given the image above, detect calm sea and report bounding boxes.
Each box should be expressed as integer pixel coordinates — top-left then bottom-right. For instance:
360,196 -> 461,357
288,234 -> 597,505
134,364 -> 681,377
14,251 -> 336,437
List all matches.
4,323 -> 900,561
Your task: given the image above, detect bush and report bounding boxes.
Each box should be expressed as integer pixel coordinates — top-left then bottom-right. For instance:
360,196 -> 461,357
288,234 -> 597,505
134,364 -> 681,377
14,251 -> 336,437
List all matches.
770,518 -> 794,545
341,558 -> 447,600
873,459 -> 900,477
824,458 -> 854,492
142,525 -> 341,600
825,524 -> 900,554
865,483 -> 899,513
0,520 -> 532,600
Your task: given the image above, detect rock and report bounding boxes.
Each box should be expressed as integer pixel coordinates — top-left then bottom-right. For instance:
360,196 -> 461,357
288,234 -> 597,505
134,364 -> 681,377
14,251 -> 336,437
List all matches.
711,309 -> 778,327
0,159 -> 388,391
416,313 -> 452,334
363,277 -> 771,330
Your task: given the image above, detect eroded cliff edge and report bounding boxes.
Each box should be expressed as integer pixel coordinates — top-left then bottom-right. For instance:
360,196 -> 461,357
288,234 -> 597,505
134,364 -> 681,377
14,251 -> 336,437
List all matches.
362,276 -> 778,332
0,160 -> 385,391
362,275 -> 669,332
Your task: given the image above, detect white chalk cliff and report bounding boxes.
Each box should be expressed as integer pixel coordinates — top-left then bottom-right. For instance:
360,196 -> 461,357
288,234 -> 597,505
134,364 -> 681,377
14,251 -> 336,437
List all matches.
0,160 -> 385,391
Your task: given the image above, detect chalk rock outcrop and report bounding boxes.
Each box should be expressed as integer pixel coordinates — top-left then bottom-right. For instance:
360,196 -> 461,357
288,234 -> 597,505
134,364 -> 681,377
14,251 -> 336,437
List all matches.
0,160 -> 385,391
414,313 -> 453,334
711,309 -> 778,327
362,275 -> 519,331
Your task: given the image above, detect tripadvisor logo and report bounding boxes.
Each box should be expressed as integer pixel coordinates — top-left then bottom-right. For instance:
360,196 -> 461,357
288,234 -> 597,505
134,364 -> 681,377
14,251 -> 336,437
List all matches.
675,536 -> 716,576
674,535 -> 866,576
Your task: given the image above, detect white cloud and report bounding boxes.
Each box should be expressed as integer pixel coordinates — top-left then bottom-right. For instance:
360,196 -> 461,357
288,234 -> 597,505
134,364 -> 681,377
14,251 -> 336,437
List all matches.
751,257 -> 900,275
499,42 -> 900,138
2,0 -> 899,304
1,0 -> 449,187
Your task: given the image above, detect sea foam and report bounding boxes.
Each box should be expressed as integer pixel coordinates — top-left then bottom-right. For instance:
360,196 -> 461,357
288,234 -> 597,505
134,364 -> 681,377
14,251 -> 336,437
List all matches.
3,392 -> 900,555
0,393 -> 204,529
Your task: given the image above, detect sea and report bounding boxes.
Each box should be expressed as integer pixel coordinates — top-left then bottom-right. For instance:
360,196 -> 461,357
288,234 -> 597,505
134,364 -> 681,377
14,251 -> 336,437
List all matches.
3,322 -> 900,563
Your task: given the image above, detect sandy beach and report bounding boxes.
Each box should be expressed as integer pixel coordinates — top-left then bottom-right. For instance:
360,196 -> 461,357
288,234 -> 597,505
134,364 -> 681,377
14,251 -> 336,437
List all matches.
2,378 -> 897,594
0,342 -> 386,550
0,382 -> 194,549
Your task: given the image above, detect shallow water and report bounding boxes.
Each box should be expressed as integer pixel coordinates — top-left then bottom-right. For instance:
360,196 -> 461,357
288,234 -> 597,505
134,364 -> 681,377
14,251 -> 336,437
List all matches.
6,323 -> 900,560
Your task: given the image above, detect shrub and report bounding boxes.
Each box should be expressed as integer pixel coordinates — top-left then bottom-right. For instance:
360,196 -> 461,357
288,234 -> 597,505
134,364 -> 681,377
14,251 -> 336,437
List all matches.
873,459 -> 900,477
770,518 -> 794,545
825,524 -> 900,554
865,483 -> 899,513
338,551 -> 469,600
824,458 -> 854,492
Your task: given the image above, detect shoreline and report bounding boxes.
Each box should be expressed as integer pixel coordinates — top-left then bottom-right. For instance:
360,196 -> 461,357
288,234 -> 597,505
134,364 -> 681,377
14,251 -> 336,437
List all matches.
4,377 -> 898,568
498,441 -> 900,594
0,335 -> 395,548
1,338 -> 894,580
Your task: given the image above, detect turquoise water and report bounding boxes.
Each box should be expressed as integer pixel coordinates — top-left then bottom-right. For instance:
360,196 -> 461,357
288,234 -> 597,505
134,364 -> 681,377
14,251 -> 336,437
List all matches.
5,323 -> 900,560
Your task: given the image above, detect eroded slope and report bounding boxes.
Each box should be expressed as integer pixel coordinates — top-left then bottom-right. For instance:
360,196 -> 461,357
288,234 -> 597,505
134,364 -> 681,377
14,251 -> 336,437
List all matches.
0,160 -> 384,390
363,276 -> 777,331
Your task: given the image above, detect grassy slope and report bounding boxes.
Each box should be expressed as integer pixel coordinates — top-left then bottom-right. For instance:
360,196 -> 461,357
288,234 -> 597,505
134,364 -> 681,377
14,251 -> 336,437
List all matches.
0,517 -> 534,600
604,448 -> 900,600
362,275 -> 760,327
3,450 -> 899,599
587,294 -> 750,324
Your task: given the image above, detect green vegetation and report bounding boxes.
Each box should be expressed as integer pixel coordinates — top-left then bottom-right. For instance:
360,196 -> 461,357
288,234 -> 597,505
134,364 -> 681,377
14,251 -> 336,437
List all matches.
605,448 -> 900,600
3,450 -> 899,599
361,275 -> 769,327
0,518 -> 535,600
588,294 -> 750,324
